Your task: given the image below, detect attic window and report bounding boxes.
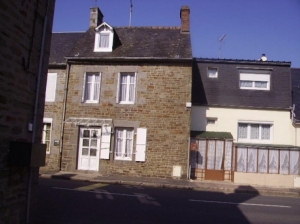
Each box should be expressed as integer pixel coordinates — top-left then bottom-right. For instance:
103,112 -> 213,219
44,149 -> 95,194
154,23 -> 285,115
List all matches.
94,22 -> 114,52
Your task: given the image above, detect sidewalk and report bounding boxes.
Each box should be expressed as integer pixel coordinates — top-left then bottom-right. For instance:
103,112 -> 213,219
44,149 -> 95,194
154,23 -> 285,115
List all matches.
40,171 -> 300,198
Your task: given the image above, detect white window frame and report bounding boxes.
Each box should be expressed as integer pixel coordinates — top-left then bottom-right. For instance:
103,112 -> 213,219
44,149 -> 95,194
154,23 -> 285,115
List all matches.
114,128 -> 134,161
207,118 -> 217,126
45,73 -> 57,102
82,72 -> 101,103
117,72 -> 136,104
239,70 -> 270,90
237,121 -> 273,143
94,23 -> 114,52
42,118 -> 52,154
208,68 -> 218,78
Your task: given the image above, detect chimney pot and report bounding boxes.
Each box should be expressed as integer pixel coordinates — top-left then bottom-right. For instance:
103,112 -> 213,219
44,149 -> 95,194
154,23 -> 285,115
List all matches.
180,6 -> 190,34
90,7 -> 103,28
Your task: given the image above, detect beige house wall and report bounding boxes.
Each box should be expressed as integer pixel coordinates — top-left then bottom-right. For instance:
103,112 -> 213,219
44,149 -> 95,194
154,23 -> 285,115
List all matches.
234,172 -> 298,188
191,106 -> 295,145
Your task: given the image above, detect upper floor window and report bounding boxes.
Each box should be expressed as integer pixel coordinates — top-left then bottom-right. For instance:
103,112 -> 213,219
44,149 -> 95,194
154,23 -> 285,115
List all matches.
208,68 -> 218,78
82,72 -> 101,103
239,70 -> 270,90
238,122 -> 272,142
45,73 -> 57,102
117,72 -> 136,104
94,22 -> 114,52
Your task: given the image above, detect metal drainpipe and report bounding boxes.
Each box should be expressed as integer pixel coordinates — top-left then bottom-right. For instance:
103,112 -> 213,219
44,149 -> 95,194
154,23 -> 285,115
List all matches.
187,137 -> 190,180
27,0 -> 49,223
59,62 -> 71,170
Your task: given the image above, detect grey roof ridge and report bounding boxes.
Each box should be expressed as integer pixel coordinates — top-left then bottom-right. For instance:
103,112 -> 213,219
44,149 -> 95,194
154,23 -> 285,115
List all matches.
65,56 -> 192,61
195,57 -> 291,65
52,31 -> 86,33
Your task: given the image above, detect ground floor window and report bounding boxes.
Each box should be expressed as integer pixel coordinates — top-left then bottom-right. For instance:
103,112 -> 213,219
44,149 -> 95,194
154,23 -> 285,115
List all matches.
236,147 -> 300,175
42,119 -> 52,154
114,128 -> 134,160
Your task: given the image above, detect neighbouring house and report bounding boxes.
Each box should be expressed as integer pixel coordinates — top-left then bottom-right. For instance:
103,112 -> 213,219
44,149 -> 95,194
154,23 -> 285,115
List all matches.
42,6 -> 192,178
191,57 -> 300,188
0,0 -> 55,223
291,68 -> 300,144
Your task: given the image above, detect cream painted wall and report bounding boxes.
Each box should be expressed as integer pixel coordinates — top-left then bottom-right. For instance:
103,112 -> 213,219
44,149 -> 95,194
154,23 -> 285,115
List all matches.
191,106 -> 295,145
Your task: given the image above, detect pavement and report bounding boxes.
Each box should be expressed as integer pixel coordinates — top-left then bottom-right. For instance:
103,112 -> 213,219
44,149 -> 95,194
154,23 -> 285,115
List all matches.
40,171 -> 300,198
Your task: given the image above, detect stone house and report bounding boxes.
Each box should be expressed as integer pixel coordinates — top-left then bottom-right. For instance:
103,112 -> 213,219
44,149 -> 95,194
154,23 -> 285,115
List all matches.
0,0 -> 55,223
43,6 -> 192,178
191,57 -> 300,188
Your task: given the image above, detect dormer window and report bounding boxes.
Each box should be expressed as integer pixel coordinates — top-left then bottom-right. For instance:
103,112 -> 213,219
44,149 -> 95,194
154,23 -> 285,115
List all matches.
94,22 -> 114,52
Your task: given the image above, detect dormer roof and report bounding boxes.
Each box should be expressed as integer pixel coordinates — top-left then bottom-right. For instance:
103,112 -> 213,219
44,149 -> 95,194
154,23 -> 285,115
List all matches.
95,22 -> 113,31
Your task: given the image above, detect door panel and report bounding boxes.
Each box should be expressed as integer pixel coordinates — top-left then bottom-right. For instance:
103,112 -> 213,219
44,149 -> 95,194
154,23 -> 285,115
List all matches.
78,127 -> 101,171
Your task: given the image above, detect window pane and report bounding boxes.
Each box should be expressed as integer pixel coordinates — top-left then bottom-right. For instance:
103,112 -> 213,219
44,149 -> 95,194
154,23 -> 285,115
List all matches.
258,149 -> 268,173
247,148 -> 257,172
255,81 -> 267,88
237,147 -> 247,172
83,130 -> 89,137
82,148 -> 89,156
280,150 -> 289,174
269,149 -> 279,174
208,68 -> 218,78
99,34 -> 109,48
90,148 -> 97,157
250,124 -> 259,139
207,141 -> 215,169
261,125 -> 270,139
238,124 -> 247,138
115,129 -> 123,157
82,139 -> 89,147
240,81 -> 252,87
290,151 -> 300,175
125,130 -> 133,157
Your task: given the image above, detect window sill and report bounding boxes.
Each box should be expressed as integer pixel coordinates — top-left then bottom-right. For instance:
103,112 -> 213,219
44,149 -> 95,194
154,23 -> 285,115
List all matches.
114,157 -> 132,161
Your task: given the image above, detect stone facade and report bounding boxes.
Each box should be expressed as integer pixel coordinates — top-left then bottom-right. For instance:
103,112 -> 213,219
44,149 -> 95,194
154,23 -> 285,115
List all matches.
61,62 -> 192,178
0,0 -> 55,223
41,68 -> 66,172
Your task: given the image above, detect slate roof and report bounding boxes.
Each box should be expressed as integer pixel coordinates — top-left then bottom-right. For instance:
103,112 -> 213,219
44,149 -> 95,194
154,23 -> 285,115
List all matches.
291,68 -> 300,121
49,32 -> 84,64
191,131 -> 233,140
192,58 -> 292,109
66,27 -> 192,60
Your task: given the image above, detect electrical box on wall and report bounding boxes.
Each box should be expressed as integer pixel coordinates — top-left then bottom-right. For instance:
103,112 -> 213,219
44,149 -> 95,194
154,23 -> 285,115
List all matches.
9,142 -> 46,167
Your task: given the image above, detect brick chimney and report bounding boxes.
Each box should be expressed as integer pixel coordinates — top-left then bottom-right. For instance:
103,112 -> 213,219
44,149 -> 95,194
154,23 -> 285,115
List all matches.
90,7 -> 103,28
180,6 -> 190,34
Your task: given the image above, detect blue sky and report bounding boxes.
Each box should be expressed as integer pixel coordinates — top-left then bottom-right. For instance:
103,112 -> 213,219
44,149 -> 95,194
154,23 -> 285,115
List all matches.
53,0 -> 300,67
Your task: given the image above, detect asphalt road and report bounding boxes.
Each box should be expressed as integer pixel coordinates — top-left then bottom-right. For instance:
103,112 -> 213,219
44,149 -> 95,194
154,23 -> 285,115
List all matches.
32,178 -> 300,224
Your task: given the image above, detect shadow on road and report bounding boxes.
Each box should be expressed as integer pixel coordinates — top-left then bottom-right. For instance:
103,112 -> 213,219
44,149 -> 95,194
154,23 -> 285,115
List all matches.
31,177 -> 266,224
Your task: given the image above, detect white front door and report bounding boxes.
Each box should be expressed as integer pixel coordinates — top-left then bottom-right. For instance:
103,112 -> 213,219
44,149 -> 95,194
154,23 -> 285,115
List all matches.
78,127 -> 101,171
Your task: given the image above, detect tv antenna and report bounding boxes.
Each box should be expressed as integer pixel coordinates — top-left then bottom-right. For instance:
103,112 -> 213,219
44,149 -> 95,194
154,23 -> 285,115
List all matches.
129,0 -> 133,27
218,34 -> 226,58
94,0 -> 97,6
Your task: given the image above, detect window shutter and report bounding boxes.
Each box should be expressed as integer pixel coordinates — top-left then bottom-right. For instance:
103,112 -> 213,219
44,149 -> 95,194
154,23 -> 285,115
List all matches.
81,73 -> 86,102
100,126 -> 111,159
45,73 -> 57,102
116,73 -> 120,103
135,128 -> 147,162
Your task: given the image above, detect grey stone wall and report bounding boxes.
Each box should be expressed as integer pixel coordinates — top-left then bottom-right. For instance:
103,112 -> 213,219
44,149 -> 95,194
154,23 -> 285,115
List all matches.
61,62 -> 192,178
41,68 -> 66,172
0,0 -> 55,223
